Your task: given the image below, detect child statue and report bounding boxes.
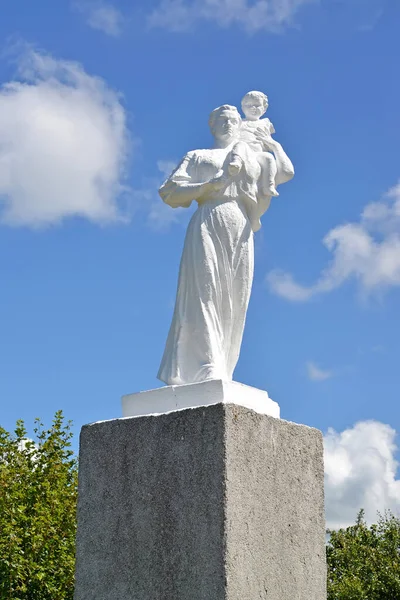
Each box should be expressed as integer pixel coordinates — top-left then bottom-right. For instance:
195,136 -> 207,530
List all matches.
239,90 -> 279,198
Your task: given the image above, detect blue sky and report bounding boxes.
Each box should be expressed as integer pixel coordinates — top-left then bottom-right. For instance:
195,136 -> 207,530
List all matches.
0,0 -> 399,527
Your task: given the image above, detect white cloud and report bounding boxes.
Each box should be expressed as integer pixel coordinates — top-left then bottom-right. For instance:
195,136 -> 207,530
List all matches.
157,160 -> 178,178
148,0 -> 387,33
324,421 -> 400,530
17,437 -> 38,461
148,0 -> 317,33
148,199 -> 183,230
306,361 -> 333,381
77,2 -> 124,36
0,45 -> 129,228
17,437 -> 37,452
267,183 -> 400,301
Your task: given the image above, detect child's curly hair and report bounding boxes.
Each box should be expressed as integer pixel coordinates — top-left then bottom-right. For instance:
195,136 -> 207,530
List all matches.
241,91 -> 269,111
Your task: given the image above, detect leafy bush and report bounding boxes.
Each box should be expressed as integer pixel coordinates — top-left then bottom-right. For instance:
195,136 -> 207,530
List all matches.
327,509 -> 400,600
0,411 -> 77,600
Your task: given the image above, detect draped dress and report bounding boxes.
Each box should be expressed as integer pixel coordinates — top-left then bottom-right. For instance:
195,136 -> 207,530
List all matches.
157,143 -> 264,386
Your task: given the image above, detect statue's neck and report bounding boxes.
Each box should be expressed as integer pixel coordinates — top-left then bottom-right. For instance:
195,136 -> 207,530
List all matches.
213,137 -> 237,149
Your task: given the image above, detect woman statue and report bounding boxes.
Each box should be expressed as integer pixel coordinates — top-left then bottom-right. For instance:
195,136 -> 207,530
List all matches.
158,103 -> 294,386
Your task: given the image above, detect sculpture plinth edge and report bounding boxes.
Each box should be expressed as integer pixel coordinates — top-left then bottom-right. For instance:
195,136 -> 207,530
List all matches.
121,379 -> 280,419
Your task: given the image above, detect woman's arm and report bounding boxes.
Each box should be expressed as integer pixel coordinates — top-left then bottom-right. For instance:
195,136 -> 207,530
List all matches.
272,141 -> 295,185
159,152 -> 227,208
254,131 -> 295,186
159,177 -> 224,208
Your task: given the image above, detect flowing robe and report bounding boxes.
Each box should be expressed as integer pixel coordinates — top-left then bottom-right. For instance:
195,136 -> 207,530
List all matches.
157,144 -> 263,385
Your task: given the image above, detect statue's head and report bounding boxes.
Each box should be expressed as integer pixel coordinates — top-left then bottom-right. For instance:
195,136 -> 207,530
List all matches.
241,91 -> 268,121
208,105 -> 241,144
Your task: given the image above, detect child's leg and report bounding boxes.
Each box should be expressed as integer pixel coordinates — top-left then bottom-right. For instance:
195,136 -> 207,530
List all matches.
257,152 -> 278,196
227,142 -> 247,175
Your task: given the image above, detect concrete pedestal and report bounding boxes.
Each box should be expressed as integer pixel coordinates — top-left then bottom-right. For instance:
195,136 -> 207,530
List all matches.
74,390 -> 326,600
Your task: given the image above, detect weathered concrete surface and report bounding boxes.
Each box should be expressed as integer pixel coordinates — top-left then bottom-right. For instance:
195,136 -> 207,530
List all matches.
74,405 -> 226,600
224,404 -> 326,600
74,404 -> 326,600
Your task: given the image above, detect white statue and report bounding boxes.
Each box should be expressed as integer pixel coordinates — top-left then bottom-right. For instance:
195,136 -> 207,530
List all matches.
157,98 -> 294,386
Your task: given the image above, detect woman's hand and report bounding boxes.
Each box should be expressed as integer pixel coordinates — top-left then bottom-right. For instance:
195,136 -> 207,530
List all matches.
254,130 -> 278,152
206,170 -> 228,192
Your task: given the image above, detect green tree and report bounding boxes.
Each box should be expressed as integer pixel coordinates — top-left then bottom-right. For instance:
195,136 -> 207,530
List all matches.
327,509 -> 400,600
0,411 -> 78,600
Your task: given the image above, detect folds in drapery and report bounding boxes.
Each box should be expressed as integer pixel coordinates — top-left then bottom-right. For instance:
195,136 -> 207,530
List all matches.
159,145 -> 270,232
157,145 -> 262,386
157,198 -> 254,385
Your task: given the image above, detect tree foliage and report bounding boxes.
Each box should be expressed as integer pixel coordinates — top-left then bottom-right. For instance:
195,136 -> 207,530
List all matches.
0,411 -> 78,600
327,509 -> 400,600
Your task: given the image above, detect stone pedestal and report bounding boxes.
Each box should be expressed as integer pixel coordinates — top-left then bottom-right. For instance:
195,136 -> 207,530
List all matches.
74,386 -> 326,600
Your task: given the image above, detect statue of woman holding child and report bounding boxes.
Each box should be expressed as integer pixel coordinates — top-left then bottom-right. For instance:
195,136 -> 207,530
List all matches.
157,91 -> 294,386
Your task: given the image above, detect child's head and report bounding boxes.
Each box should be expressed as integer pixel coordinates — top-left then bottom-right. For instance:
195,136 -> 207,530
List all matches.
241,91 -> 268,121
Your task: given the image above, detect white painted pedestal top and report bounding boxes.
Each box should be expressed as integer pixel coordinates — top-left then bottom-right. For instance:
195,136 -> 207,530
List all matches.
121,379 -> 280,419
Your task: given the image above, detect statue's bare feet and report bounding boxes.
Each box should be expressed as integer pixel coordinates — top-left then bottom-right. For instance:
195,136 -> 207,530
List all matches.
268,186 -> 279,197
